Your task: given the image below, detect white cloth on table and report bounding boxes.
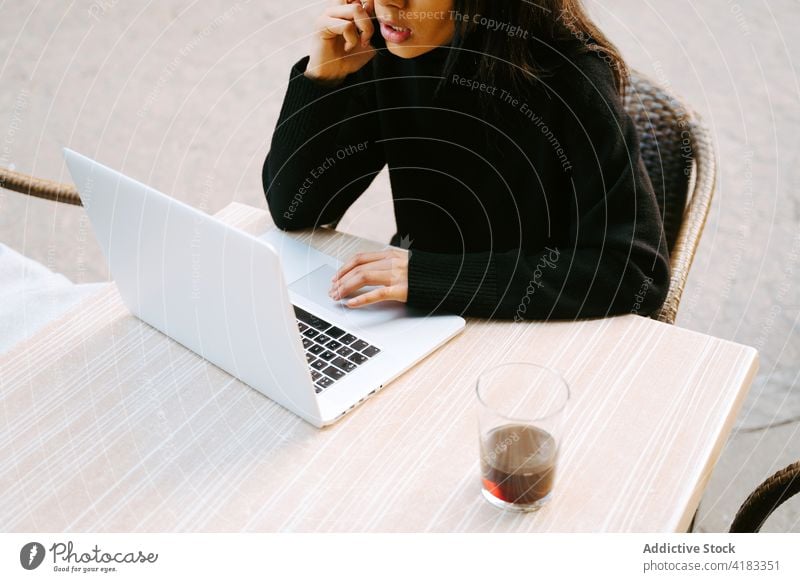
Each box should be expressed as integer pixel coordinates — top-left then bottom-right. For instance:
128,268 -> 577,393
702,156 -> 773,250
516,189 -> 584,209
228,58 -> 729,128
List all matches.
0,243 -> 109,355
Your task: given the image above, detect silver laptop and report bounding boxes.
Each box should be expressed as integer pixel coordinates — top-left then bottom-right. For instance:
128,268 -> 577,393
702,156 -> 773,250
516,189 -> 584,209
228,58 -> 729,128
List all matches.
63,148 -> 465,427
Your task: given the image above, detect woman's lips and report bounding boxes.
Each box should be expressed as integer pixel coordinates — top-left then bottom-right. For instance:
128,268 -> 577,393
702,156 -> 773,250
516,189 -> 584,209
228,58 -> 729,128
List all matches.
380,21 -> 412,43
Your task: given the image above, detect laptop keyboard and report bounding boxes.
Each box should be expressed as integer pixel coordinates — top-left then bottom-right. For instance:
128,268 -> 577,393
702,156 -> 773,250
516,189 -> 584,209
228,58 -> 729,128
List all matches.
293,306 -> 381,394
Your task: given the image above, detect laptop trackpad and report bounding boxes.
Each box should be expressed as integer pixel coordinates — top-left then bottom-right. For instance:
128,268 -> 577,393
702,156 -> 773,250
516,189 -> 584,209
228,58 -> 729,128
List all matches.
288,264 -> 409,331
258,229 -> 332,284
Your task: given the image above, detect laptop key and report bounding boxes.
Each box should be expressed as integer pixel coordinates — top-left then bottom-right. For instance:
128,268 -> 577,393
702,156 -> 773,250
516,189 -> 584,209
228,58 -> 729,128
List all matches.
351,339 -> 369,351
326,340 -> 342,351
314,334 -> 331,345
332,357 -> 357,373
326,326 -> 346,339
316,376 -> 334,389
362,346 -> 381,357
303,328 -> 319,339
311,359 -> 327,371
340,334 -> 357,345
336,346 -> 354,357
310,370 -> 322,381
306,353 -> 316,363
308,344 -> 324,355
319,350 -> 336,361
294,306 -> 332,332
302,338 -> 313,349
297,322 -> 308,332
348,353 -> 368,365
322,366 -> 345,381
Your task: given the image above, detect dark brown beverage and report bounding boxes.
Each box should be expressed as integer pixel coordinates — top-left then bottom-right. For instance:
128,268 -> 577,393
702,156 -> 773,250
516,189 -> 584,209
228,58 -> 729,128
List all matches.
480,424 -> 558,507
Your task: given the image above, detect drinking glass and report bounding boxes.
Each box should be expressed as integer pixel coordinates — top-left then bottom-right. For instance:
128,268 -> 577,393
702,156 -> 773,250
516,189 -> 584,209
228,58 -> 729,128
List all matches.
476,362 -> 570,512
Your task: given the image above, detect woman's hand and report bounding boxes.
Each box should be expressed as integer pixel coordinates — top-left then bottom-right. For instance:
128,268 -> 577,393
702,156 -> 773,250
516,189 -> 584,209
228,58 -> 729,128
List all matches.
306,0 -> 377,85
329,248 -> 409,307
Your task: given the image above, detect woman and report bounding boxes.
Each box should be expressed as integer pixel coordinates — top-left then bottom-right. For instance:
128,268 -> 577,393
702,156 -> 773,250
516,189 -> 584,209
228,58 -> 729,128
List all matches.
262,0 -> 670,320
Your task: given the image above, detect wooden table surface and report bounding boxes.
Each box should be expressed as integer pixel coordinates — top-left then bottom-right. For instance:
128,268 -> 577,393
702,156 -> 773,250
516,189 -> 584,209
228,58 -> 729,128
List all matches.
0,203 -> 759,532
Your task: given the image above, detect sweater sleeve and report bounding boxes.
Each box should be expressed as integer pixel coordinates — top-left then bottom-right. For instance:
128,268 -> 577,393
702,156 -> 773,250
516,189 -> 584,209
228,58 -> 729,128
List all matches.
263,56 -> 386,230
406,55 -> 671,320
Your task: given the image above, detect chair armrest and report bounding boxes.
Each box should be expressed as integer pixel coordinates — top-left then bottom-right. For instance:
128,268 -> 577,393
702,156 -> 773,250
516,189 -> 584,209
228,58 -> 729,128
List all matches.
653,115 -> 717,324
729,460 -> 800,532
0,166 -> 82,206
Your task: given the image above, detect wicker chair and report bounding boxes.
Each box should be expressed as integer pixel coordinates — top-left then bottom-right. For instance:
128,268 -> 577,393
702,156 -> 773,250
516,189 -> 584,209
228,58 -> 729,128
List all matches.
622,70 -> 717,325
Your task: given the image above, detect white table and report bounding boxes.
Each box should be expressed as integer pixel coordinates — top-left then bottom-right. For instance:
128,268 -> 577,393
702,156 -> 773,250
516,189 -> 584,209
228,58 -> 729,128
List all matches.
0,203 -> 759,532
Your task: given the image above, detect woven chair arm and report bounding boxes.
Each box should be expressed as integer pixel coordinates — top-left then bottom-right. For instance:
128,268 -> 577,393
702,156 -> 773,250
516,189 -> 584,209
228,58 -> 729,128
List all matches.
653,116 -> 716,324
729,460 -> 800,532
0,166 -> 82,206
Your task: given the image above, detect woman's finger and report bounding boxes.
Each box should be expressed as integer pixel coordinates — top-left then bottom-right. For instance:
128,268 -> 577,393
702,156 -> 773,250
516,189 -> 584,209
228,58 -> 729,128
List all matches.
328,2 -> 374,43
345,285 -> 405,308
323,3 -> 373,47
333,250 -> 393,281
331,267 -> 394,299
320,17 -> 361,51
333,258 -> 394,284
355,0 -> 375,18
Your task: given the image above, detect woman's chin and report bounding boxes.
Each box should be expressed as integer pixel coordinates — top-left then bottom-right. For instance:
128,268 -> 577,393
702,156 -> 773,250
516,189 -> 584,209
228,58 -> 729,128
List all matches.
385,43 -> 439,59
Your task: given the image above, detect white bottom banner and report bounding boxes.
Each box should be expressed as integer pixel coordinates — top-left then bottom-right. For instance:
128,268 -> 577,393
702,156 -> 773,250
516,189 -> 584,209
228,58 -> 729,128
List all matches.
1,533 -> 798,581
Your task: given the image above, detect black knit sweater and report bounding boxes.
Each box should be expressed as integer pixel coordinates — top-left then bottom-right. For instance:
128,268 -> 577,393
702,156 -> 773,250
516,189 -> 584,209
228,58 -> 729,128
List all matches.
262,40 -> 670,320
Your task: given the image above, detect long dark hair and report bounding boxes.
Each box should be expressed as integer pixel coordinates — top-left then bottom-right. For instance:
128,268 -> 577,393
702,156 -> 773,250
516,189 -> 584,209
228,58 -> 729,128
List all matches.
442,0 -> 628,96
